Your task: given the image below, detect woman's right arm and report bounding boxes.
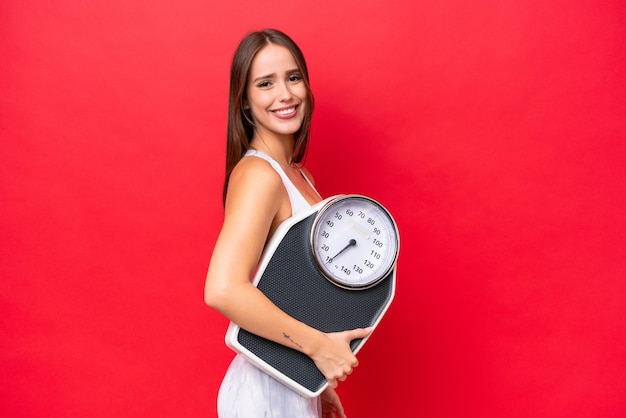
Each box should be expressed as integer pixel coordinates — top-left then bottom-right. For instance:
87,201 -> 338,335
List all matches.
204,158 -> 371,387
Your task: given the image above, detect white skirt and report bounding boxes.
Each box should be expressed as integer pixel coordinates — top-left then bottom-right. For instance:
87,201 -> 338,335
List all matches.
217,354 -> 321,418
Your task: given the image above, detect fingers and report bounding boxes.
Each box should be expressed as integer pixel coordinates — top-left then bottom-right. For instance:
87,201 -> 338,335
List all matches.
326,369 -> 348,387
347,326 -> 374,341
316,327 -> 374,387
327,359 -> 356,385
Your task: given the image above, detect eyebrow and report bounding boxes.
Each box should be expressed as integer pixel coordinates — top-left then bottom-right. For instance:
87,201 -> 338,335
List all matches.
252,68 -> 301,83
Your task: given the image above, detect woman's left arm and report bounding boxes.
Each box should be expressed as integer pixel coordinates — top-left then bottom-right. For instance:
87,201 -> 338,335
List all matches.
321,386 -> 346,418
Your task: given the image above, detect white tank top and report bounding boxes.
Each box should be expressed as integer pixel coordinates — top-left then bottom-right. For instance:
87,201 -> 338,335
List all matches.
244,149 -> 321,215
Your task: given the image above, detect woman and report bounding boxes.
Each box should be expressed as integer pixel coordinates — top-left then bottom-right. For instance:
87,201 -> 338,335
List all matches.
204,29 -> 371,418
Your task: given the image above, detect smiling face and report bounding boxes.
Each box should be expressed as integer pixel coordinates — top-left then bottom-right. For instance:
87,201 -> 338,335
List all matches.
245,44 -> 308,142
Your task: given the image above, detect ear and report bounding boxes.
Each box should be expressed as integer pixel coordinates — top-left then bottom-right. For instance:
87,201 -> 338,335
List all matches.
242,99 -> 250,110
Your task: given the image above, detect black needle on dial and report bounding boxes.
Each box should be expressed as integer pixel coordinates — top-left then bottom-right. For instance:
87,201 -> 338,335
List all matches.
327,239 -> 357,263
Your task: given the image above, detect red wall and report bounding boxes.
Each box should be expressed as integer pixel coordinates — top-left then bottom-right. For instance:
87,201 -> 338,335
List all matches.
2,1 -> 625,417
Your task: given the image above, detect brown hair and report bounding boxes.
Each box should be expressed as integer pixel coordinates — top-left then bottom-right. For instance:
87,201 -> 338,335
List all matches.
222,28 -> 315,205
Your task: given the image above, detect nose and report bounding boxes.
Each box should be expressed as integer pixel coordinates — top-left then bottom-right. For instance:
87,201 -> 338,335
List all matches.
276,81 -> 294,102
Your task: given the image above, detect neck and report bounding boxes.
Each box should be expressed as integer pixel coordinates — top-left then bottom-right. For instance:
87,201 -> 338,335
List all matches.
250,134 -> 295,167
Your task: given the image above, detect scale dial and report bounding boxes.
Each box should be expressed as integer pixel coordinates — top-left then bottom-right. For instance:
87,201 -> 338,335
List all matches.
311,195 -> 399,289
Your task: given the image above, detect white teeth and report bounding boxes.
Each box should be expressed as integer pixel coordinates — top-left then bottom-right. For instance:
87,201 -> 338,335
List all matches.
274,107 -> 295,115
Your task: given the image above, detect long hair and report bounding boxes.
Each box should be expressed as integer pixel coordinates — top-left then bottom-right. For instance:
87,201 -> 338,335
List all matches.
222,29 -> 315,205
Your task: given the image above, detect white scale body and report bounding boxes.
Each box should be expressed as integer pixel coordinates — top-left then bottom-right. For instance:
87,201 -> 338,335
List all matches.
225,194 -> 400,398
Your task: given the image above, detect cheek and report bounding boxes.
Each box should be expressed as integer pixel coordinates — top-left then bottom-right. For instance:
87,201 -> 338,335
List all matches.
247,90 -> 270,109
295,84 -> 308,101
295,87 -> 309,110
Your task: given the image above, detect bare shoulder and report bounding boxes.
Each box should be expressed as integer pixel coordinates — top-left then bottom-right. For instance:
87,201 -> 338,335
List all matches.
225,156 -> 284,213
229,156 -> 282,191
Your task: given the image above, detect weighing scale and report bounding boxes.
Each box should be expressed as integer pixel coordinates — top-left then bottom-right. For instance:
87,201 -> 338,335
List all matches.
225,194 -> 400,398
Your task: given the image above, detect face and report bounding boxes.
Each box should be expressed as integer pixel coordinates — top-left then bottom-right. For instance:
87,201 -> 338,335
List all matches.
245,44 -> 308,141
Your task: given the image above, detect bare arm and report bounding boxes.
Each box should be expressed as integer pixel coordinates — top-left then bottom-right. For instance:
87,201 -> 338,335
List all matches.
204,158 -> 370,387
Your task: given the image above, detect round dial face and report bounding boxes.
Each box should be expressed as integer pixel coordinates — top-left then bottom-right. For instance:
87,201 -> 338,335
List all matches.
311,195 -> 399,289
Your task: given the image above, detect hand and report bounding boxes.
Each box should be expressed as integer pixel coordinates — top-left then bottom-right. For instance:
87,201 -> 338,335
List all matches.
311,327 -> 373,388
321,386 -> 346,418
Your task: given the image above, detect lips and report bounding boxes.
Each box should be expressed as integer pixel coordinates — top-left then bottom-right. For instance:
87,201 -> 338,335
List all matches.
271,105 -> 298,119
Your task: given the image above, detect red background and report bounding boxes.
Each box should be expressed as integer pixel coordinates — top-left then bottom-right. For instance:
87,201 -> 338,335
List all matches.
2,1 -> 625,417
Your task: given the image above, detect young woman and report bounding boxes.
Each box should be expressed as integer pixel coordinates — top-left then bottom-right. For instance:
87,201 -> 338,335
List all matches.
204,29 -> 372,417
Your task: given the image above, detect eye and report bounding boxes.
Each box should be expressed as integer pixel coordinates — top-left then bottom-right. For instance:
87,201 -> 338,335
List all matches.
288,74 -> 302,83
256,80 -> 272,88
